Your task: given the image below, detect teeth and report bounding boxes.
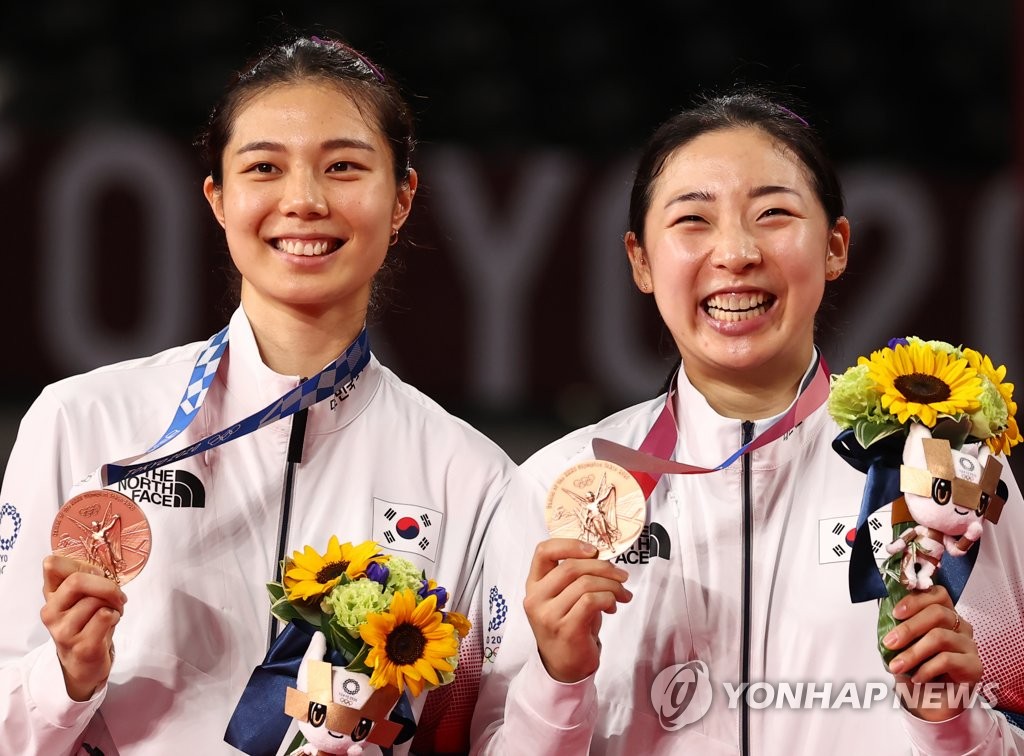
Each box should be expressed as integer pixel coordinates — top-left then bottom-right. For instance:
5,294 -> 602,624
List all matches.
704,292 -> 773,322
705,292 -> 767,311
276,239 -> 333,257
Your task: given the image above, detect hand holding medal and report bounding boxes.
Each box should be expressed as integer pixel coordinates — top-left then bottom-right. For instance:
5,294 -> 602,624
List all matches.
41,489 -> 152,701
520,460 -> 641,684
51,490 -> 152,586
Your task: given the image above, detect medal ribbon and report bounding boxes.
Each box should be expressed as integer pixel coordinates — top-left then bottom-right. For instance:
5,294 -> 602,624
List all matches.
594,350 -> 831,498
99,325 -> 370,486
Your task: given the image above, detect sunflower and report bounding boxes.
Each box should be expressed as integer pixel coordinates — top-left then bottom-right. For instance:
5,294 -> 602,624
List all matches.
283,537 -> 388,603
861,341 -> 982,427
962,347 -> 1023,455
446,611 -> 472,639
360,589 -> 459,696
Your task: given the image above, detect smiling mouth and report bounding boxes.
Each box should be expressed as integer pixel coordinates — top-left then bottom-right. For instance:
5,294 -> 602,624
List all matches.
274,238 -> 344,257
954,506 -> 970,515
703,291 -> 776,322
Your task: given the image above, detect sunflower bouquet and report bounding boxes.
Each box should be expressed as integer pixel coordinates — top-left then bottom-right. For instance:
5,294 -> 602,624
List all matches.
828,337 -> 1018,664
268,536 -> 470,698
828,336 -> 1021,455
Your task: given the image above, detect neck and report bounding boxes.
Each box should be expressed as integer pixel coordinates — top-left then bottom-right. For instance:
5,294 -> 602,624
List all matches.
241,292 -> 366,377
684,351 -> 814,421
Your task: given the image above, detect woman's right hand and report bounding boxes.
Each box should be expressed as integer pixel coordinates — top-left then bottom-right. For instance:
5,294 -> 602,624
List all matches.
523,538 -> 632,683
40,555 -> 127,701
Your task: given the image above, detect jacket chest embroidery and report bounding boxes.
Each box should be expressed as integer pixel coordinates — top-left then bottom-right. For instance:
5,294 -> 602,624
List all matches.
115,468 -> 206,508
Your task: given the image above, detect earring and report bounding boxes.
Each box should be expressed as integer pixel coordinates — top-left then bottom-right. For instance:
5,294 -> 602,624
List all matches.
389,229 -> 399,247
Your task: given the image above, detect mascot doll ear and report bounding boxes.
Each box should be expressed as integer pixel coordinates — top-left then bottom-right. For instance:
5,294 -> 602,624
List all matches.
285,631 -> 333,728
296,630 -> 328,693
903,423 -> 931,467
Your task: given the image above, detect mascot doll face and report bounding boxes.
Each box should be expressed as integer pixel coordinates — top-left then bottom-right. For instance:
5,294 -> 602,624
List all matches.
285,631 -> 402,755
900,423 -> 1004,538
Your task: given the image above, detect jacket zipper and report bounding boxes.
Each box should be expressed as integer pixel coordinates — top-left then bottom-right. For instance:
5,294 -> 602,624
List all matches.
268,404 -> 308,648
740,420 -> 755,756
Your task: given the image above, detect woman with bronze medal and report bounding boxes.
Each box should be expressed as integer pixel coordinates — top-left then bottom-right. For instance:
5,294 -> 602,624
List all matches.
0,36 -> 518,755
473,91 -> 1024,753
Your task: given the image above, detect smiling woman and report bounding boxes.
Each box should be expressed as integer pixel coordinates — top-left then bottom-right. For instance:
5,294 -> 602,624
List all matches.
0,35 -> 519,756
198,40 -> 418,379
624,125 -> 849,418
472,89 -> 1024,755
204,78 -> 415,377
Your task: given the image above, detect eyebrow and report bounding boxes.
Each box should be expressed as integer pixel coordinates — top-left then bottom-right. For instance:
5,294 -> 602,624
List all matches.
235,137 -> 377,154
664,185 -> 800,209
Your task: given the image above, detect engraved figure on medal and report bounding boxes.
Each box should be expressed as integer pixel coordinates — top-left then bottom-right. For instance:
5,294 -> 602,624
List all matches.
546,460 -> 646,560
51,491 -> 152,585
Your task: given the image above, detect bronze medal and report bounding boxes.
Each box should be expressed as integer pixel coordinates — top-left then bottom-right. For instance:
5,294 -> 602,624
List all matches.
545,460 -> 646,560
51,490 -> 152,585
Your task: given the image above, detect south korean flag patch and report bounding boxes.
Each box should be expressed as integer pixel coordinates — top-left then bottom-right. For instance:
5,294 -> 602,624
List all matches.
818,509 -> 891,564
373,499 -> 443,563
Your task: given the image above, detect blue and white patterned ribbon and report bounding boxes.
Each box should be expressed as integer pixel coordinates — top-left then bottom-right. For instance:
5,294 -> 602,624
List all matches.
98,326 -> 370,486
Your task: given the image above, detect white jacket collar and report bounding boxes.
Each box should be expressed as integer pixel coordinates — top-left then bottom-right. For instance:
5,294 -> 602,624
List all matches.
222,306 -> 382,436
672,351 -> 828,471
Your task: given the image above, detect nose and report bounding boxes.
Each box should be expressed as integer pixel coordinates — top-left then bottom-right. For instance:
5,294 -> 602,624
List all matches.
709,224 -> 761,272
279,169 -> 328,217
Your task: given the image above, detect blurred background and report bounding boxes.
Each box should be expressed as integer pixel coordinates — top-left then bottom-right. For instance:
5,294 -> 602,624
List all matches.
0,2 -> 1018,475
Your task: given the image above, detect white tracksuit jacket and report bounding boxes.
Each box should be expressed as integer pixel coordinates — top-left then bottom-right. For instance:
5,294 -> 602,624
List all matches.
473,359 -> 1024,755
0,307 -> 517,755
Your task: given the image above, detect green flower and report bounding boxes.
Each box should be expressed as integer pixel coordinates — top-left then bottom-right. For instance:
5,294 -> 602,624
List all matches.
383,556 -> 425,596
325,577 -> 391,634
968,375 -> 1010,440
828,365 -> 886,427
828,364 -> 904,447
905,336 -> 959,356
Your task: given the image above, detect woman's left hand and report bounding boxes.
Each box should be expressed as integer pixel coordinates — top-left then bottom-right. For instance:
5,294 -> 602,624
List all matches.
882,585 -> 983,722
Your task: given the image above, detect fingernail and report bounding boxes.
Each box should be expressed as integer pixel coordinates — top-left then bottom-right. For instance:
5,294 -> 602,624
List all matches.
889,658 -> 905,674
580,542 -> 598,556
882,631 -> 898,648
892,603 -> 906,619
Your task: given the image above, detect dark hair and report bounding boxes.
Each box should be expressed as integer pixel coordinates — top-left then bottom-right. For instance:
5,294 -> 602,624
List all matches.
627,89 -> 843,243
197,36 -> 415,188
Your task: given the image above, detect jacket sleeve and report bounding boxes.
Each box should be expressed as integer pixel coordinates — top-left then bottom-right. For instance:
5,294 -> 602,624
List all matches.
470,471 -> 598,755
901,707 -> 1024,755
0,388 -> 106,754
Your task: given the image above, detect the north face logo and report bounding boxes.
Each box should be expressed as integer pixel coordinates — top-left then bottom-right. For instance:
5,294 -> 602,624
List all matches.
614,522 -> 671,565
117,469 -> 206,508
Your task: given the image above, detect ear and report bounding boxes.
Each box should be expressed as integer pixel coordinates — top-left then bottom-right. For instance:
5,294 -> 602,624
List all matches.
625,231 -> 652,293
904,422 -> 932,466
298,631 -> 328,690
203,176 -> 226,230
391,168 -> 418,231
825,216 -> 850,281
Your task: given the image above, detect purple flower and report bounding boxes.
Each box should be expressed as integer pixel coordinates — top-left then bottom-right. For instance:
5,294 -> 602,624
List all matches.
887,337 -> 910,349
419,579 -> 448,610
366,561 -> 390,587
